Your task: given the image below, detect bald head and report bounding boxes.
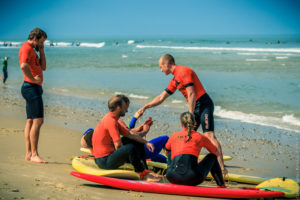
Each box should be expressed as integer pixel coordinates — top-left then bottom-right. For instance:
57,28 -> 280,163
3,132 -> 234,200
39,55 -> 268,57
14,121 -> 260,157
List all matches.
160,54 -> 175,65
108,96 -> 124,112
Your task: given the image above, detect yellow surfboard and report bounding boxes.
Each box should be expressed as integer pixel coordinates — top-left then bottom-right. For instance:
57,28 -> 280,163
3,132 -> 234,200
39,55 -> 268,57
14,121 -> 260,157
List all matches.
256,177 -> 299,198
199,154 -> 232,161
80,147 -> 92,154
208,173 -> 267,185
72,157 -> 140,180
80,148 -> 232,162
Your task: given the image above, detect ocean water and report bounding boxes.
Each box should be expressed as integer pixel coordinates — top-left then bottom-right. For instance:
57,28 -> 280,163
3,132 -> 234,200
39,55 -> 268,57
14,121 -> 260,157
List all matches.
1,36 -> 300,132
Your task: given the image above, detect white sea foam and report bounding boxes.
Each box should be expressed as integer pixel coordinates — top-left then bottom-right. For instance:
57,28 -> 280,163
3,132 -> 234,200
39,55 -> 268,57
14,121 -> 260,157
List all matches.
172,100 -> 183,104
282,115 -> 300,126
0,41 -> 21,47
237,52 -> 295,56
53,42 -> 73,47
276,56 -> 289,59
136,45 -> 300,53
129,94 -> 149,99
128,40 -> 135,44
214,106 -> 300,133
80,42 -> 105,48
245,58 -> 269,62
122,55 -> 128,58
113,92 -> 149,99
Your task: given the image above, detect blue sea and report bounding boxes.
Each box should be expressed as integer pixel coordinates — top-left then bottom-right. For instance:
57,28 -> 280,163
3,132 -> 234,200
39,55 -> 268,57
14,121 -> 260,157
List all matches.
1,36 -> 300,132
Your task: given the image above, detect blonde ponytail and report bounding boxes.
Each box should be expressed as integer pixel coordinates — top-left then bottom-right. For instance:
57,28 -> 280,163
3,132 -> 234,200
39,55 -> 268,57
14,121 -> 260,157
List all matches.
180,112 -> 195,142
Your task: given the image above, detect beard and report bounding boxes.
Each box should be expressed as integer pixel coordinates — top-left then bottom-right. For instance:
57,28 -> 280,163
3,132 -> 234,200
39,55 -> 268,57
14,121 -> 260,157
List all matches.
120,112 -> 125,117
34,44 -> 39,52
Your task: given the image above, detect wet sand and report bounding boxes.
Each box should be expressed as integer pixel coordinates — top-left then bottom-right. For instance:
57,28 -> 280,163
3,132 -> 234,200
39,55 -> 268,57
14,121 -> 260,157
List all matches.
0,86 -> 299,199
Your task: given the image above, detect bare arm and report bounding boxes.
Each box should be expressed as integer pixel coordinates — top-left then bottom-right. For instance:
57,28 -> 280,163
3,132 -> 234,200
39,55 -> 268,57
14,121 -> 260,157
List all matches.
39,45 -> 46,71
141,91 -> 170,112
126,132 -> 154,152
20,63 -> 41,84
186,86 -> 196,113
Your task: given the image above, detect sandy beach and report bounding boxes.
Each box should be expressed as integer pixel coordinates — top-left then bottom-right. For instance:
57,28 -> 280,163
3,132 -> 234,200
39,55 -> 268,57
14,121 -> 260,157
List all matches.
0,85 -> 299,200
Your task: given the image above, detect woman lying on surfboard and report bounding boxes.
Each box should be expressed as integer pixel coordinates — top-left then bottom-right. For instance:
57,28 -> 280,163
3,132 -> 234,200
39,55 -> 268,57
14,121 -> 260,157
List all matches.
165,112 -> 225,187
81,95 -> 169,163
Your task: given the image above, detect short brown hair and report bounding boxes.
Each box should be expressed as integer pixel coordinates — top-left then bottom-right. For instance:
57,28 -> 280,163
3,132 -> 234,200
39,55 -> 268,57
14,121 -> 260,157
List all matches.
116,94 -> 130,104
108,96 -> 124,112
161,54 -> 175,65
28,27 -> 47,40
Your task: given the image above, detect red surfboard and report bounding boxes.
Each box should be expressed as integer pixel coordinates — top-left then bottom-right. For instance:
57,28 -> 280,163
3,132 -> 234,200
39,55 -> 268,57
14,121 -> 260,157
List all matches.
70,171 -> 284,199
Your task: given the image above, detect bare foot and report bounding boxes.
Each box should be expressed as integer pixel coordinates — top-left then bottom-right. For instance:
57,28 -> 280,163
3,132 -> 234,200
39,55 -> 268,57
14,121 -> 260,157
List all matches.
30,156 -> 48,163
222,167 -> 228,180
25,153 -> 32,161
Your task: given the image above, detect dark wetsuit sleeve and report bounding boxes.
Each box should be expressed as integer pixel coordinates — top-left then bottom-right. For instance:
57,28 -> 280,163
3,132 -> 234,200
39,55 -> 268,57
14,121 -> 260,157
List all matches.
165,88 -> 173,95
184,83 -> 194,87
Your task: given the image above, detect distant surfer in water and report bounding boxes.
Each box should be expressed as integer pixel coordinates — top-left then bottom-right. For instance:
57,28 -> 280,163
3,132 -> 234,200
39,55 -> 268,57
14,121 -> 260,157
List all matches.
139,54 -> 227,175
165,112 -> 225,187
91,95 -> 161,181
81,95 -> 169,163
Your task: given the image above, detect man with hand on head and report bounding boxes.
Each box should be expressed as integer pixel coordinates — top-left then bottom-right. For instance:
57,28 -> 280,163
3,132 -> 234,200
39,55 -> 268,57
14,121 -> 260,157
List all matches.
19,27 -> 47,163
140,54 -> 226,175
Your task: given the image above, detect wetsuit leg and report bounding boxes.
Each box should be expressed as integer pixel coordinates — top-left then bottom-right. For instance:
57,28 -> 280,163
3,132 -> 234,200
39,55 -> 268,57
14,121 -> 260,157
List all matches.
95,144 -> 135,169
3,70 -> 7,83
197,153 -> 224,186
194,93 -> 214,132
95,143 -> 146,172
122,137 -> 148,170
145,135 -> 169,163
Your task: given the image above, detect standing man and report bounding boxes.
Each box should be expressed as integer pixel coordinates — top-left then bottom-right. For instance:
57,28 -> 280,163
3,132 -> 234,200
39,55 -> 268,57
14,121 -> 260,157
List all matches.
19,27 -> 47,163
2,56 -> 8,84
140,54 -> 226,174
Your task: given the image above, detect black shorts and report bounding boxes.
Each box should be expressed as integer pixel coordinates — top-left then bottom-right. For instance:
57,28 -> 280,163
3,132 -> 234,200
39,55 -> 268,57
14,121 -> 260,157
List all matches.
21,81 -> 44,119
194,93 -> 214,132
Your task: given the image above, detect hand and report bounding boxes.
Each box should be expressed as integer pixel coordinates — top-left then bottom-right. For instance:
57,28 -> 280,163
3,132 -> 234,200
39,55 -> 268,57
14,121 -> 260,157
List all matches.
145,142 -> 154,153
134,108 -> 144,119
33,75 -> 41,83
39,43 -> 45,53
142,124 -> 150,134
139,106 -> 148,115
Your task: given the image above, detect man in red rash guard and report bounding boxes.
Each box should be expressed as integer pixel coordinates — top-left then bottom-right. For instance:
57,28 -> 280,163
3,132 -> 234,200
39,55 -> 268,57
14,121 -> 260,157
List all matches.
92,95 -> 160,181
19,27 -> 47,163
140,54 -> 226,174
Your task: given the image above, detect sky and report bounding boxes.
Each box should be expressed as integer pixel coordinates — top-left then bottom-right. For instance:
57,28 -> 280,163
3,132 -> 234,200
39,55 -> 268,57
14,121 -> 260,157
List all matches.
0,0 -> 299,40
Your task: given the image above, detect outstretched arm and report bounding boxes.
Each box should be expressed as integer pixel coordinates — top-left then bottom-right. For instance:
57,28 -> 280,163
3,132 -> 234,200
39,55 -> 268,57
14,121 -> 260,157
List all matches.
141,91 -> 170,113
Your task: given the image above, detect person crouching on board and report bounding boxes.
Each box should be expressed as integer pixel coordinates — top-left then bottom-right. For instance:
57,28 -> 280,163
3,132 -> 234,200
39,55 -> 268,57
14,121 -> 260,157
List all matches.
165,112 -> 225,187
92,95 -> 161,182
